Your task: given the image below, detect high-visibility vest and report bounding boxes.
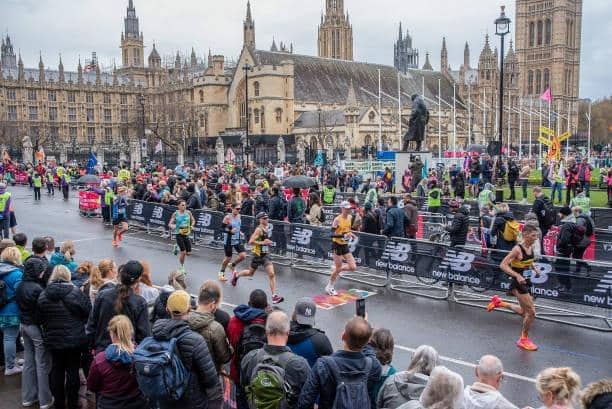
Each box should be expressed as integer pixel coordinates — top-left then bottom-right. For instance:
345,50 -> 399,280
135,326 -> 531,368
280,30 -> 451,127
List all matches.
572,195 -> 591,215
56,167 -> 65,177
0,192 -> 11,212
478,189 -> 493,209
428,188 -> 442,208
33,175 -> 42,188
322,186 -> 335,204
104,189 -> 115,206
46,174 -> 54,183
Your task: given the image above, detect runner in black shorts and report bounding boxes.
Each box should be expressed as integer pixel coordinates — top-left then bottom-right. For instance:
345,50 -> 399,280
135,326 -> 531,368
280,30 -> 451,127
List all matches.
231,212 -> 283,304
168,200 -> 195,273
112,187 -> 129,247
487,223 -> 540,351
325,201 -> 357,296
219,203 -> 247,282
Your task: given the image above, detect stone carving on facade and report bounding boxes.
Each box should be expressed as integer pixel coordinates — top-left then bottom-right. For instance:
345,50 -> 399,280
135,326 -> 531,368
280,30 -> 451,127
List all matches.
22,135 -> 33,163
215,137 -> 224,165
277,136 -> 286,163
296,137 -> 305,163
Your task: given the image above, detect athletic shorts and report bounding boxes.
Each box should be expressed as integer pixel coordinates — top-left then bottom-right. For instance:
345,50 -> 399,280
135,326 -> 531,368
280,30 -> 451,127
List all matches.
250,254 -> 272,270
224,243 -> 246,257
332,242 -> 350,256
509,277 -> 532,296
113,216 -> 127,226
469,177 -> 480,185
9,212 -> 17,228
176,234 -> 192,253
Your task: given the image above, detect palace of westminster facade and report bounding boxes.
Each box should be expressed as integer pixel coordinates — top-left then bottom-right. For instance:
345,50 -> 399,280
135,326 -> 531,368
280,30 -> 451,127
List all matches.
0,0 -> 582,164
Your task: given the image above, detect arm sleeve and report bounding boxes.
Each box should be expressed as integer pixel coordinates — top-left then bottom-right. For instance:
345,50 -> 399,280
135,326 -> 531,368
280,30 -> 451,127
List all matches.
312,333 -> 334,358
134,301 -> 152,343
212,326 -> 232,366
286,357 -> 312,406
193,341 -> 223,404
298,361 -> 323,409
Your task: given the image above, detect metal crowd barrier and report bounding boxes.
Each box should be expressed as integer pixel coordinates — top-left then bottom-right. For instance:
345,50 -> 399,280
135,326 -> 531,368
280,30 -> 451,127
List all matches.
125,200 -> 612,332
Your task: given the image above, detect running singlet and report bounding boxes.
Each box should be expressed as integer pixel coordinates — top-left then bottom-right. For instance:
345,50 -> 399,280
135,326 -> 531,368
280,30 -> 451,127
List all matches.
113,196 -> 128,219
252,226 -> 269,257
175,211 -> 191,236
224,216 -> 241,246
332,215 -> 353,245
511,244 -> 535,279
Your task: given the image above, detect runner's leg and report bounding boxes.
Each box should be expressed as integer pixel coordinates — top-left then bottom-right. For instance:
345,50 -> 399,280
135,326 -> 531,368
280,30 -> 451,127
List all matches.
515,292 -> 536,339
340,253 -> 357,272
265,264 -> 276,295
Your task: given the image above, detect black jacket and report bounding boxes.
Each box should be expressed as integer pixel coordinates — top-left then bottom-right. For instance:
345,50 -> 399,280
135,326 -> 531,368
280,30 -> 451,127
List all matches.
532,195 -> 554,228
187,192 -> 202,210
87,286 -> 151,352
287,321 -> 334,368
557,219 -> 576,256
269,194 -> 286,221
37,281 -> 90,349
361,211 -> 380,235
15,257 -> 47,326
446,207 -> 470,246
152,319 -> 222,409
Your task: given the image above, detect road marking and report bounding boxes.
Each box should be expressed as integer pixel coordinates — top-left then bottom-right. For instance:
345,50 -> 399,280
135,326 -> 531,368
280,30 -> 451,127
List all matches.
394,344 -> 536,383
70,237 -> 105,244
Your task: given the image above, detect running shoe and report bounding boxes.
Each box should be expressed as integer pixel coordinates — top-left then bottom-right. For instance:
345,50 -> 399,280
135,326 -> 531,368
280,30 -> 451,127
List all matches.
231,270 -> 239,287
218,272 -> 227,282
172,245 -> 179,255
516,337 -> 538,351
487,295 -> 503,312
112,240 -> 118,247
272,294 -> 284,304
325,284 -> 338,296
4,365 -> 23,376
178,265 -> 185,274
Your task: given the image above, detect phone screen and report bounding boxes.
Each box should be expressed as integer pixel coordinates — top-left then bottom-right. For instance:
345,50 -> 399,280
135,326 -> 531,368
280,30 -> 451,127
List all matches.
356,298 -> 366,318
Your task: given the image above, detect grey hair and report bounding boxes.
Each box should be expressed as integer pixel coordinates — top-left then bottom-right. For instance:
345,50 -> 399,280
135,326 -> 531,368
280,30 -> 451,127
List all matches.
420,366 -> 464,409
266,310 -> 290,336
407,345 -> 439,376
477,355 -> 504,379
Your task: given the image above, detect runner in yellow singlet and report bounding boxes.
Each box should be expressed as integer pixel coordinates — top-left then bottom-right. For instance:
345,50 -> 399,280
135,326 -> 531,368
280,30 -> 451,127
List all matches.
325,201 -> 357,296
487,223 -> 540,351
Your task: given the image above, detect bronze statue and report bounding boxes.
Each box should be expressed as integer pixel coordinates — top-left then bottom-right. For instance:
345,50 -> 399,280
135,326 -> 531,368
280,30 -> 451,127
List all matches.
402,94 -> 430,152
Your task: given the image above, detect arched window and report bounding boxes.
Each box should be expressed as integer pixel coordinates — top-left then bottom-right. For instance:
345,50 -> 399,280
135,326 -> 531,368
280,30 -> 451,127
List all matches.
543,69 -> 550,90
527,70 -> 534,94
529,22 -> 535,47
535,69 -> 542,94
537,20 -> 543,45
275,108 -> 282,123
545,19 -> 552,45
260,106 -> 265,130
254,108 -> 260,124
364,134 -> 372,147
254,81 -> 260,97
199,90 -> 204,103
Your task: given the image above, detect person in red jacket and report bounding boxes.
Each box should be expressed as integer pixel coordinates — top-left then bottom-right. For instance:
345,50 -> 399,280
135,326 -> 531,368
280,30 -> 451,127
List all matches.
87,315 -> 148,409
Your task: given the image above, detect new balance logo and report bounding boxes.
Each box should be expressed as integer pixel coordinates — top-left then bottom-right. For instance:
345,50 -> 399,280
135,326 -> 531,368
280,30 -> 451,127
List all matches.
381,241 -> 411,262
151,206 -> 164,219
132,203 -> 143,215
197,213 -> 211,227
291,227 -> 312,245
594,271 -> 612,294
440,250 -> 475,273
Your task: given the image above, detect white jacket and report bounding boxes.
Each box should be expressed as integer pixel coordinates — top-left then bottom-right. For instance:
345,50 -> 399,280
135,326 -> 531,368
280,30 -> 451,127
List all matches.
463,382 -> 518,409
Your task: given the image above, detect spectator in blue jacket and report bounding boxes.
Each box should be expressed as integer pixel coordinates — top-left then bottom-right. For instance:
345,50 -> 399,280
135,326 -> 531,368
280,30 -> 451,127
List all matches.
287,298 -> 333,367
383,196 -> 406,238
0,246 -> 24,376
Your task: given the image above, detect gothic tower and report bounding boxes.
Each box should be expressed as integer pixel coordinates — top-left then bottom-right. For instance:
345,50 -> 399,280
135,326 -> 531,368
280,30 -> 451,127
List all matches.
440,37 -> 449,73
120,0 -> 144,68
515,0 -> 582,129
1,35 -> 17,69
243,1 -> 256,49
318,0 -> 353,61
394,22 -> 419,73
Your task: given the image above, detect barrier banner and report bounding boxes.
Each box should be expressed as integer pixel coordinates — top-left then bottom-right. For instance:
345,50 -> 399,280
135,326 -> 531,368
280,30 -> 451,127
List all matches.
594,230 -> 612,263
78,191 -> 100,211
191,209 -> 224,239
288,224 -> 331,259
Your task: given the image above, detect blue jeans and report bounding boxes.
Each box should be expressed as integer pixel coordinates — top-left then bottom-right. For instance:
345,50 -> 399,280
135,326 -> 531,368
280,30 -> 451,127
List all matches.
21,324 -> 53,406
551,182 -> 563,203
2,325 -> 20,369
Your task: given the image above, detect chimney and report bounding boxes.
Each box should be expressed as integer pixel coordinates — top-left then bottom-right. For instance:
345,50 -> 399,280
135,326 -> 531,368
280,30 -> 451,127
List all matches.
211,55 -> 224,76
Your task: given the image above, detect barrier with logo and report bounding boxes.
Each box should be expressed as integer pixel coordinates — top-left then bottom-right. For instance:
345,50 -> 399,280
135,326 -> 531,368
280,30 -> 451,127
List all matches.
78,191 -> 100,216
126,200 -> 612,330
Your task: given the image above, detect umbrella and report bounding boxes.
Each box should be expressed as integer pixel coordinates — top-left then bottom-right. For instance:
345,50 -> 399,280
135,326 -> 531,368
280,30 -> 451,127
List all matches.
467,144 -> 486,154
283,175 -> 317,189
77,174 -> 100,185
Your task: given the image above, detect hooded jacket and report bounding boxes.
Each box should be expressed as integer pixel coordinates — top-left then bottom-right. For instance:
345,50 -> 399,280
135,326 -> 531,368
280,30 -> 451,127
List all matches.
446,207 -> 470,246
287,321 -> 334,368
49,251 -> 78,274
226,304 -> 267,383
15,257 -> 47,325
581,379 -> 612,409
0,262 -> 22,319
187,311 -> 231,372
87,344 -> 148,409
152,319 -> 222,409
376,371 -> 429,409
37,280 -> 90,349
463,382 -> 518,409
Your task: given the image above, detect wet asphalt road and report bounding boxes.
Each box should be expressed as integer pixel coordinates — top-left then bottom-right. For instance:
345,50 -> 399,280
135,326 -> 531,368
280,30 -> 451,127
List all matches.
12,186 -> 612,407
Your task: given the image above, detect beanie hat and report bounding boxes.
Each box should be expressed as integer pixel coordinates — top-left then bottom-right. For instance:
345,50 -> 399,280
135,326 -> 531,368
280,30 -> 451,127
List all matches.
167,290 -> 191,315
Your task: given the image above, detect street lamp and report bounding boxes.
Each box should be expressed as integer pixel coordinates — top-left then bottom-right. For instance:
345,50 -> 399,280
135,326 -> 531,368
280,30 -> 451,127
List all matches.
495,5 -> 511,156
138,93 -> 145,165
242,63 -> 251,168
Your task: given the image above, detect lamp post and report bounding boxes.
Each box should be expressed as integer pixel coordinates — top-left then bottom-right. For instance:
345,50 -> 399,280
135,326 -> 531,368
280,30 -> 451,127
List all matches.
242,63 -> 251,168
138,93 -> 146,166
494,5 -> 511,156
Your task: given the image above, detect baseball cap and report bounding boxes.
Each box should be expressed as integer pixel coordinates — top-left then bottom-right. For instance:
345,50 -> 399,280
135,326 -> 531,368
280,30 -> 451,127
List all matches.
294,297 -> 316,326
256,212 -> 268,220
340,201 -> 351,209
167,290 -> 191,315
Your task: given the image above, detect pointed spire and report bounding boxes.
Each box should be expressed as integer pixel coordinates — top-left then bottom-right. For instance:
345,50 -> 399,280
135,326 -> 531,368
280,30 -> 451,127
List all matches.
58,54 -> 65,83
174,51 -> 181,70
440,37 -> 448,73
346,79 -> 358,108
38,52 -> 45,83
271,37 -> 278,52
463,41 -> 470,69
95,63 -> 101,85
17,52 -> 24,82
208,49 -> 212,68
422,52 -> 433,70
290,43 -> 293,54
112,62 -> 118,86
183,61 -> 189,82
398,22 -> 403,41
246,0 -> 252,22
190,47 -> 197,67
243,0 -> 256,49
77,58 -> 83,84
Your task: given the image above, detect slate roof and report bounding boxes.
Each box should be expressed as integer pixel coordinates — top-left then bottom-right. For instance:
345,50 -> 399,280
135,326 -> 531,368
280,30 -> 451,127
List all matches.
1,67 -> 144,87
253,50 -> 462,108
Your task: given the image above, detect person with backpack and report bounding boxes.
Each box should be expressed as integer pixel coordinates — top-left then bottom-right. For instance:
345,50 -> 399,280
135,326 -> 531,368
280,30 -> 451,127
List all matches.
572,206 -> 594,275
0,246 -> 23,376
306,192 -> 324,226
269,186 -> 288,254
287,298 -> 333,368
298,316 -> 382,409
287,188 -> 306,224
241,310 -> 311,409
87,315 -> 148,409
227,289 -> 269,409
490,204 -> 519,260
556,206 -> 577,292
146,290 -> 223,409
531,186 -> 556,255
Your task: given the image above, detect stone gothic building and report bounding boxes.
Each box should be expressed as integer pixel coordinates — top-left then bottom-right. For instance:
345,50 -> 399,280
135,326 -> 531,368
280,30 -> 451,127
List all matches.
318,0 -> 354,61
394,23 -> 419,73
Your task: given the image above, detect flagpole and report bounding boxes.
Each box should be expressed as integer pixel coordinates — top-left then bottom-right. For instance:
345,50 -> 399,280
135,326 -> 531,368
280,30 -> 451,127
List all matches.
539,98 -> 542,165
519,104 -> 523,158
377,68 -> 382,152
453,83 -> 457,157
587,100 -> 592,161
468,85 -> 472,147
529,98 -> 533,160
438,78 -> 442,159
566,100 -> 571,158
483,88 -> 486,145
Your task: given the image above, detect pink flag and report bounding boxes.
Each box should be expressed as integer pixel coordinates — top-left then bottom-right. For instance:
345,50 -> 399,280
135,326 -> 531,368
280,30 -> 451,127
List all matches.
540,88 -> 552,103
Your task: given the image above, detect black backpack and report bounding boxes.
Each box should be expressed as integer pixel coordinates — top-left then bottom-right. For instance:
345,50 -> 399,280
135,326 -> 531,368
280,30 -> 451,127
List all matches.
0,276 -> 13,309
577,214 -> 594,237
541,198 -> 556,228
323,356 -> 372,409
236,323 -> 267,379
570,223 -> 586,247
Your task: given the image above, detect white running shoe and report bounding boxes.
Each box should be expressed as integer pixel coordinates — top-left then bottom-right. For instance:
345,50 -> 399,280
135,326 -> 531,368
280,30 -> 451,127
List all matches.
325,284 -> 338,296
4,365 -> 23,376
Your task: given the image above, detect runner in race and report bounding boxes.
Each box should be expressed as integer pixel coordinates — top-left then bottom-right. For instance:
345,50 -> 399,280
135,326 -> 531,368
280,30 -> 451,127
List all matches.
487,223 -> 540,351
218,203 -> 247,282
168,199 -> 196,273
111,186 -> 129,247
231,212 -> 283,304
325,201 -> 357,296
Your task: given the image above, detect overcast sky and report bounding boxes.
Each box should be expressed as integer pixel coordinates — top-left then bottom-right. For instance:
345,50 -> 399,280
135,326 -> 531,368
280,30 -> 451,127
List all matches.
2,0 -> 610,99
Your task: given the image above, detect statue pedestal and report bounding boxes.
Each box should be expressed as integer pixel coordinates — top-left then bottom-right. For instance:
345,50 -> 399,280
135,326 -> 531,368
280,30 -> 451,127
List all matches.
395,151 -> 433,193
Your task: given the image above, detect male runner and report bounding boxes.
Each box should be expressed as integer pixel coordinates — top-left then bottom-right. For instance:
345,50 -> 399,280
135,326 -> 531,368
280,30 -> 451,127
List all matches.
487,223 -> 540,351
168,199 -> 195,273
325,201 -> 357,296
219,203 -> 247,282
111,186 -> 129,247
231,212 -> 283,304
